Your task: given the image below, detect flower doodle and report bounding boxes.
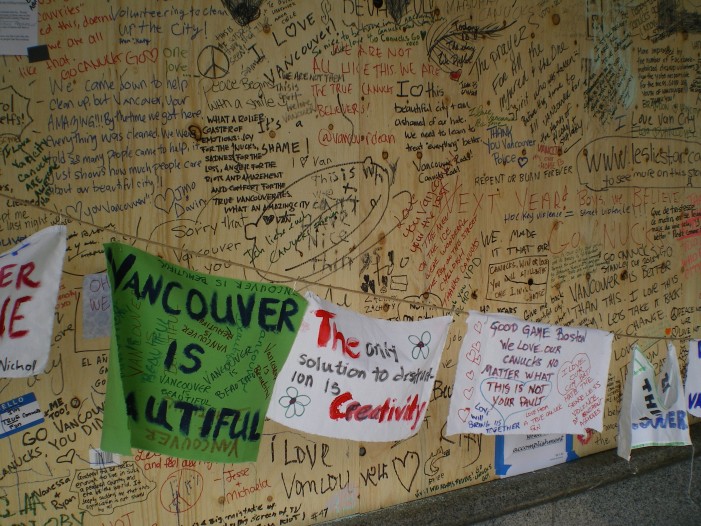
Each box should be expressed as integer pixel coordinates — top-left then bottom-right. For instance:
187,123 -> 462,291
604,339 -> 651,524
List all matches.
409,331 -> 432,359
278,386 -> 311,418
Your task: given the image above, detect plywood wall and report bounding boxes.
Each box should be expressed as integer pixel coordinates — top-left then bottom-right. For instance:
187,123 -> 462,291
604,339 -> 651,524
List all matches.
1,0 -> 700,524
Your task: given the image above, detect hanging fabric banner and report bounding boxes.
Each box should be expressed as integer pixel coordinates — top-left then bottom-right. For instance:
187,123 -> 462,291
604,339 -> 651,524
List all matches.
618,343 -> 691,460
101,243 -> 306,463
448,311 -> 613,436
685,339 -> 701,416
0,225 -> 66,378
267,292 -> 452,441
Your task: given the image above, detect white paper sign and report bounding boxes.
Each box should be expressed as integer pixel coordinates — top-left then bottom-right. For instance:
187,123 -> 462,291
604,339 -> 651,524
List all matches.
82,272 -> 112,339
0,226 -> 66,377
448,312 -> 613,436
0,0 -> 38,56
685,339 -> 701,416
267,293 -> 452,441
618,343 -> 691,460
495,433 -> 576,477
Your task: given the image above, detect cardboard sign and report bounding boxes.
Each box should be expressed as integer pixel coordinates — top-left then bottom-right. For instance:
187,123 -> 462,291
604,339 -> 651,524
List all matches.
448,312 -> 613,435
267,293 -> 452,441
0,225 -> 66,377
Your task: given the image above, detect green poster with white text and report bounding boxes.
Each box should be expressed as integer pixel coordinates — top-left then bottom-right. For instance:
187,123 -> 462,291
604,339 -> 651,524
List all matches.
101,243 -> 306,463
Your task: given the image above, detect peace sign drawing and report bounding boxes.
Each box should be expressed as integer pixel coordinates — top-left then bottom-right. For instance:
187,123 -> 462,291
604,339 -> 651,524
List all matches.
197,46 -> 230,79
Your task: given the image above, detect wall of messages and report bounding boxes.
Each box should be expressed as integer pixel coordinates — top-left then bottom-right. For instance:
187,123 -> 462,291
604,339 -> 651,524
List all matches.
1,0 -> 701,524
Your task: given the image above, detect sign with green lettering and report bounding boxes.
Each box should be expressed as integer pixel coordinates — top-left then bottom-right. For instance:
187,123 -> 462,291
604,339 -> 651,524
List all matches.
101,243 -> 306,463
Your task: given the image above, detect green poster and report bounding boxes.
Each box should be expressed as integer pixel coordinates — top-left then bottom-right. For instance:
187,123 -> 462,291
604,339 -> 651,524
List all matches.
100,243 -> 306,463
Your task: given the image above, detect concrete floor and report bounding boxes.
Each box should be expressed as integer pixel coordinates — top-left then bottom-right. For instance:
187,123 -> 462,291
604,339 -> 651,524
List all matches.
326,424 -> 701,525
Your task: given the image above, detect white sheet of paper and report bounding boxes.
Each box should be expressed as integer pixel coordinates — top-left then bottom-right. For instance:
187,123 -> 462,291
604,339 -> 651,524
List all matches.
685,339 -> 701,416
0,0 -> 38,56
495,433 -> 576,477
267,292 -> 452,441
0,225 -> 66,377
448,311 -> 613,436
618,343 -> 691,460
82,272 -> 112,339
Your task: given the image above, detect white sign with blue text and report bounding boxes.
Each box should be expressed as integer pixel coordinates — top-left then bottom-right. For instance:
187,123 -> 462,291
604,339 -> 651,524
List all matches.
618,343 -> 691,460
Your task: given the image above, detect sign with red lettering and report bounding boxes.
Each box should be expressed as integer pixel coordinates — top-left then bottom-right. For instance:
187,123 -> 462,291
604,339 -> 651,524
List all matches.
448,312 -> 612,436
618,343 -> 691,460
0,226 -> 66,377
267,293 -> 452,441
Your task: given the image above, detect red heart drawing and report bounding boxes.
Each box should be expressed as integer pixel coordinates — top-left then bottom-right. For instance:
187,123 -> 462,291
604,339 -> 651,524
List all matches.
577,429 -> 594,445
465,348 -> 481,366
143,47 -> 159,63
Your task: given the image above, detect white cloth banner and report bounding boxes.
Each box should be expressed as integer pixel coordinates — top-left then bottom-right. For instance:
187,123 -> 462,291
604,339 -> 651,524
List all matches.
0,226 -> 66,377
618,343 -> 691,460
448,312 -> 613,436
267,292 -> 452,441
685,339 -> 701,417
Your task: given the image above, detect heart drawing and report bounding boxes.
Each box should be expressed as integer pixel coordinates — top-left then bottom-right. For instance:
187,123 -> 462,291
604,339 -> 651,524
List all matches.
393,451 -> 420,492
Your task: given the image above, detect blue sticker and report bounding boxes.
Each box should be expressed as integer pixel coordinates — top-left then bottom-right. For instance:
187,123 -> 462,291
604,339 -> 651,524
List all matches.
494,435 -> 511,476
0,393 -> 45,438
